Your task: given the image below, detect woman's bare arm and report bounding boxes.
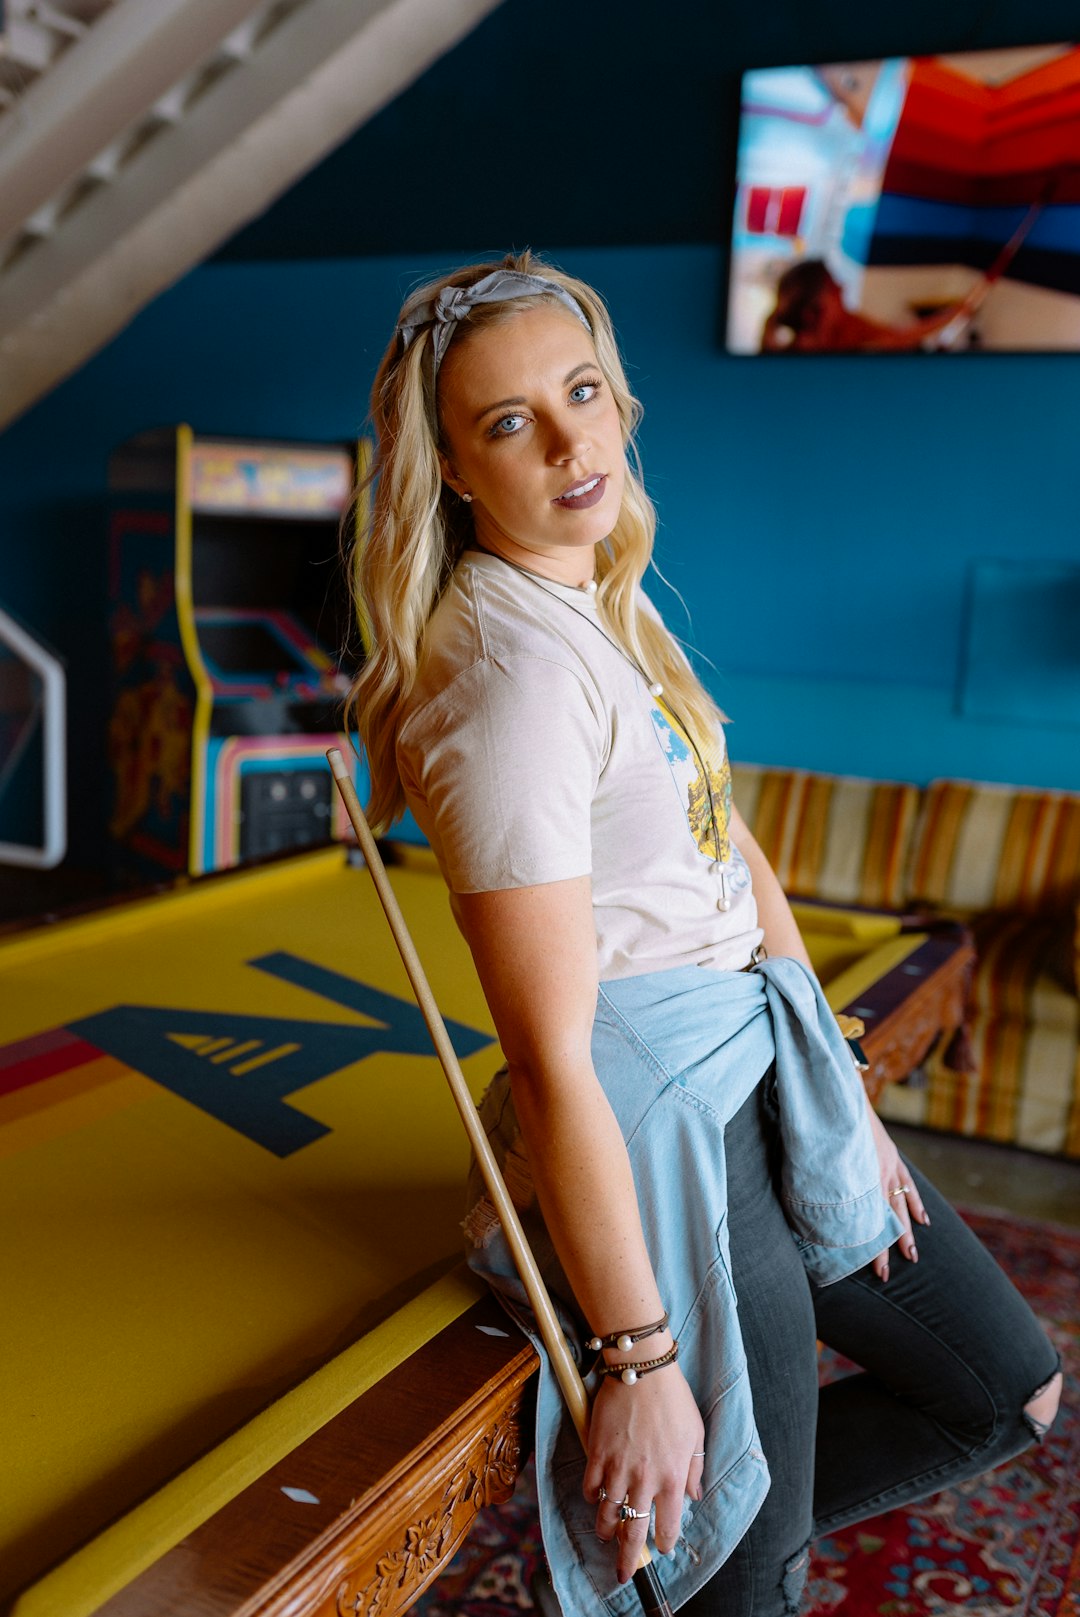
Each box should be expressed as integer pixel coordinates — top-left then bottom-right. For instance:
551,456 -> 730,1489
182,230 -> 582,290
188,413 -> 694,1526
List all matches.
455,876 -> 704,1579
730,804 -> 812,968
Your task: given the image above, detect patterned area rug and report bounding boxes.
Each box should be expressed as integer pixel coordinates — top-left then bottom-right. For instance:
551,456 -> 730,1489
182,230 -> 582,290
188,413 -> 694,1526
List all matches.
415,1208 -> 1079,1617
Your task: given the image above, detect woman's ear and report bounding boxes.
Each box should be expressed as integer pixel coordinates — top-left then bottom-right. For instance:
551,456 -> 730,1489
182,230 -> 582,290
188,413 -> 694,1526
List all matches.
439,452 -> 472,503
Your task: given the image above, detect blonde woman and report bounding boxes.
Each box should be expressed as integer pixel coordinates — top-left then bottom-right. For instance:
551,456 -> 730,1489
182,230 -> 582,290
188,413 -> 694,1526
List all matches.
348,254 -> 1059,1617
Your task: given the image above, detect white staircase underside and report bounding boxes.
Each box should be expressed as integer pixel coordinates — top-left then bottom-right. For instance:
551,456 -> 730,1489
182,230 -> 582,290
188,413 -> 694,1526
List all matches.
0,0 -> 504,430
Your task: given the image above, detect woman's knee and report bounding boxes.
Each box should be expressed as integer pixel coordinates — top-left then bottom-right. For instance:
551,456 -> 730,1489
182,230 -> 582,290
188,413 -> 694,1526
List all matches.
983,1326 -> 1062,1448
946,1345 -> 1063,1459
1023,1366 -> 1063,1441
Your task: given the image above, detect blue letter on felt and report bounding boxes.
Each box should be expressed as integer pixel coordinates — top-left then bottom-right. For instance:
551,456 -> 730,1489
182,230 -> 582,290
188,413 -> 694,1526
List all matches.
67,952 -> 492,1156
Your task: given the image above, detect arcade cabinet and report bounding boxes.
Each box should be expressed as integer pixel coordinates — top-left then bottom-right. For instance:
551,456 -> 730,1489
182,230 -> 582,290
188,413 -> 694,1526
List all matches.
108,427 -> 367,880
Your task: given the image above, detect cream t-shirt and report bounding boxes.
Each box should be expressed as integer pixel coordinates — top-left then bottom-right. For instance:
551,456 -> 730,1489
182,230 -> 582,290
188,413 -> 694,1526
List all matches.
396,550 -> 763,980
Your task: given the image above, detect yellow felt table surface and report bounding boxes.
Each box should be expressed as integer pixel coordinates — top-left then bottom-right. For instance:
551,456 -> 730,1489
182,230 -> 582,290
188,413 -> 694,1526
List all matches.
788,902 -> 903,946
0,866 -> 919,1612
11,1268 -> 485,1617
0,846 -> 501,1609
789,902 -> 925,1008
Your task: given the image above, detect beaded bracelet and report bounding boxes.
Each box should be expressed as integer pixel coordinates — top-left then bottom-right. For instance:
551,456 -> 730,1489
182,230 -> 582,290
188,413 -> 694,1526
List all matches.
586,1310 -> 670,1354
596,1340 -> 680,1385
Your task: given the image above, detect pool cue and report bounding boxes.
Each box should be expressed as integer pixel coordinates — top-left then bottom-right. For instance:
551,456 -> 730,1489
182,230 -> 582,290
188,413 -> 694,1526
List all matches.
326,748 -> 674,1617
935,183 -> 1054,348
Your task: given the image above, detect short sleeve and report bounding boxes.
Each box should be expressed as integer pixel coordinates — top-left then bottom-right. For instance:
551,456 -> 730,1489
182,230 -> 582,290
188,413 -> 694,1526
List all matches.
398,654 -> 603,892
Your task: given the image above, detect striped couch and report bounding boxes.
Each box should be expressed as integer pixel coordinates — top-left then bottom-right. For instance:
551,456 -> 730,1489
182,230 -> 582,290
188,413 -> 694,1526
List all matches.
732,764 -> 1080,1159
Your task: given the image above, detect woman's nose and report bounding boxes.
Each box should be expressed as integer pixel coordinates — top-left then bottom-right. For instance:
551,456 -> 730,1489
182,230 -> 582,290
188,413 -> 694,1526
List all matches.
546,420 -> 589,463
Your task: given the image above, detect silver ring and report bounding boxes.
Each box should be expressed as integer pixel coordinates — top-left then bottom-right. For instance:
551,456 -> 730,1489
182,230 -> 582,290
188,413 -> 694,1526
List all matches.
597,1484 -> 609,1502
619,1499 -> 647,1522
691,1450 -> 706,1457
890,1184 -> 912,1198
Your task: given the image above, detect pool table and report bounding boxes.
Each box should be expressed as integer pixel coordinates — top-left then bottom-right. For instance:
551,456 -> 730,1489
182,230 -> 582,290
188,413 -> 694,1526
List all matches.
0,847 -> 970,1617
790,900 -> 973,1105
0,845 -> 536,1617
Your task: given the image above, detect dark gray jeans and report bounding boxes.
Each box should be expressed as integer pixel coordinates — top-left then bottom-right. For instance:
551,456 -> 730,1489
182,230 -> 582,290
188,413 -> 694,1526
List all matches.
681,1072 -> 1061,1617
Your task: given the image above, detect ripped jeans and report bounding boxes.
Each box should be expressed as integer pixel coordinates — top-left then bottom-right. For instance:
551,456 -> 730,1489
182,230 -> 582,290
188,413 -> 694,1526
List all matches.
680,1073 -> 1062,1617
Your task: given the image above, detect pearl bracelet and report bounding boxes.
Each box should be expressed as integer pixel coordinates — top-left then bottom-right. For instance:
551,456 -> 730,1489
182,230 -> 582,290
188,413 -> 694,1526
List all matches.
586,1309 -> 670,1355
596,1340 -> 680,1385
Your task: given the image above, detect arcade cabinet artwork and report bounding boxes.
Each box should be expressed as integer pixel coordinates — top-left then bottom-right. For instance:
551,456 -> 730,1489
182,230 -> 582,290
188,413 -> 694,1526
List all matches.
107,428 -> 368,880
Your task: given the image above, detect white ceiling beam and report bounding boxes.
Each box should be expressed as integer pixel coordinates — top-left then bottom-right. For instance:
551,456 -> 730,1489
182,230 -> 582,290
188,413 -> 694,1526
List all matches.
20,196 -> 63,237
1,13 -> 64,71
0,0 -> 270,244
83,141 -> 121,182
21,3 -> 89,42
0,0 -> 504,430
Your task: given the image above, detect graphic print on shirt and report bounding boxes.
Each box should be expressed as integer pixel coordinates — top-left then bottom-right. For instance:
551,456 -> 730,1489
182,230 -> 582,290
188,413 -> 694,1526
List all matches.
649,697 -> 733,862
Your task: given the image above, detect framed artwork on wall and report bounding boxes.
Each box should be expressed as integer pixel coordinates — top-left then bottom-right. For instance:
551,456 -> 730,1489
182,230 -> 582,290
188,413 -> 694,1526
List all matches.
727,44 -> 1080,354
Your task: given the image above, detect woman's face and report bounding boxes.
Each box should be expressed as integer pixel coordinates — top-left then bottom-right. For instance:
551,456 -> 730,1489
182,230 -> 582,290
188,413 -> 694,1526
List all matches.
437,303 -> 626,586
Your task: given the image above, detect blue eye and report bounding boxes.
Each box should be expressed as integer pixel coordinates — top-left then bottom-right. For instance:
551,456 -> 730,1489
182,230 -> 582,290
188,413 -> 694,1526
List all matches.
491,413 -> 527,436
569,377 -> 602,404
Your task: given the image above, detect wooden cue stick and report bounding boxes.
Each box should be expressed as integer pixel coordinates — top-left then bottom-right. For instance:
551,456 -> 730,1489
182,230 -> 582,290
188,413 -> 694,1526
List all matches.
326,750 -> 672,1615
326,750 -> 586,1428
936,185 -> 1052,347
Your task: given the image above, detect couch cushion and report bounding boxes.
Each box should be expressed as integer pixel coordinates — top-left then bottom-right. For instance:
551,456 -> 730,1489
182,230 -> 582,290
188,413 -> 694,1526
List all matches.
909,779 -> 1080,916
731,764 -> 920,910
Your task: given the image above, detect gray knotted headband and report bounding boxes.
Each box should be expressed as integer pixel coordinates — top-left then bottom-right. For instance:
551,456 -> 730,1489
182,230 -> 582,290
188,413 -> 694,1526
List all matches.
395,269 -> 592,377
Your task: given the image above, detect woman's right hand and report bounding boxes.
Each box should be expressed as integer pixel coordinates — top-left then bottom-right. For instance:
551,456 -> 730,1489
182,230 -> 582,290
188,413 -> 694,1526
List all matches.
583,1357 -> 706,1583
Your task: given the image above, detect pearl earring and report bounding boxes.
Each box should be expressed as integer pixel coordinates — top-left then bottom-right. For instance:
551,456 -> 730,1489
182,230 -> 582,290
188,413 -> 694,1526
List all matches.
461,492 -> 473,503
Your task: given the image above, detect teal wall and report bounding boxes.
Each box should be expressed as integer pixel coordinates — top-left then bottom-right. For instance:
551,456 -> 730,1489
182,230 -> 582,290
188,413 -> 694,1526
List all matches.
0,242 -> 1078,867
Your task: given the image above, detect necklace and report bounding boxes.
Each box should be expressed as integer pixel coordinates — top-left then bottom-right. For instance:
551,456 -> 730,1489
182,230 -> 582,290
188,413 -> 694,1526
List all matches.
471,545 -> 664,690
469,547 -> 732,902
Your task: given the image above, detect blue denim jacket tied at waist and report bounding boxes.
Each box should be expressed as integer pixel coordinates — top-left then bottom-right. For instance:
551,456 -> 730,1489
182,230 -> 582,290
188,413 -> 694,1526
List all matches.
464,956 -> 904,1617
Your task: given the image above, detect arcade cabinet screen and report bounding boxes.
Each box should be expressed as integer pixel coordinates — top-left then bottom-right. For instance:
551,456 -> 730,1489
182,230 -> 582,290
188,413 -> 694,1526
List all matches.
197,620 -> 310,677
727,43 -> 1080,354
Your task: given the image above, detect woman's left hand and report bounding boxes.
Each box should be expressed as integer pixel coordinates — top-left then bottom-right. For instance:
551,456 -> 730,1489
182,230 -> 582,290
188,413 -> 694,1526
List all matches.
865,1102 -> 929,1282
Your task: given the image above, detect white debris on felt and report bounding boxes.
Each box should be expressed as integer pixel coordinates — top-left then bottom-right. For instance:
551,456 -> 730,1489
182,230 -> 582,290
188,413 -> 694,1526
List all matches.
476,1324 -> 510,1337
281,1487 -> 320,1504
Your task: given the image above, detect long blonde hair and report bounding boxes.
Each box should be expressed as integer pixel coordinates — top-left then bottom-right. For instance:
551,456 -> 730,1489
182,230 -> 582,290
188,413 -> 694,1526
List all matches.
346,251 -> 725,833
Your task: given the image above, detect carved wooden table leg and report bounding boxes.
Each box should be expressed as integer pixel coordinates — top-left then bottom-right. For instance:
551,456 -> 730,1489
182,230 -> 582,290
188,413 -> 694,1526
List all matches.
333,1374 -> 529,1617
